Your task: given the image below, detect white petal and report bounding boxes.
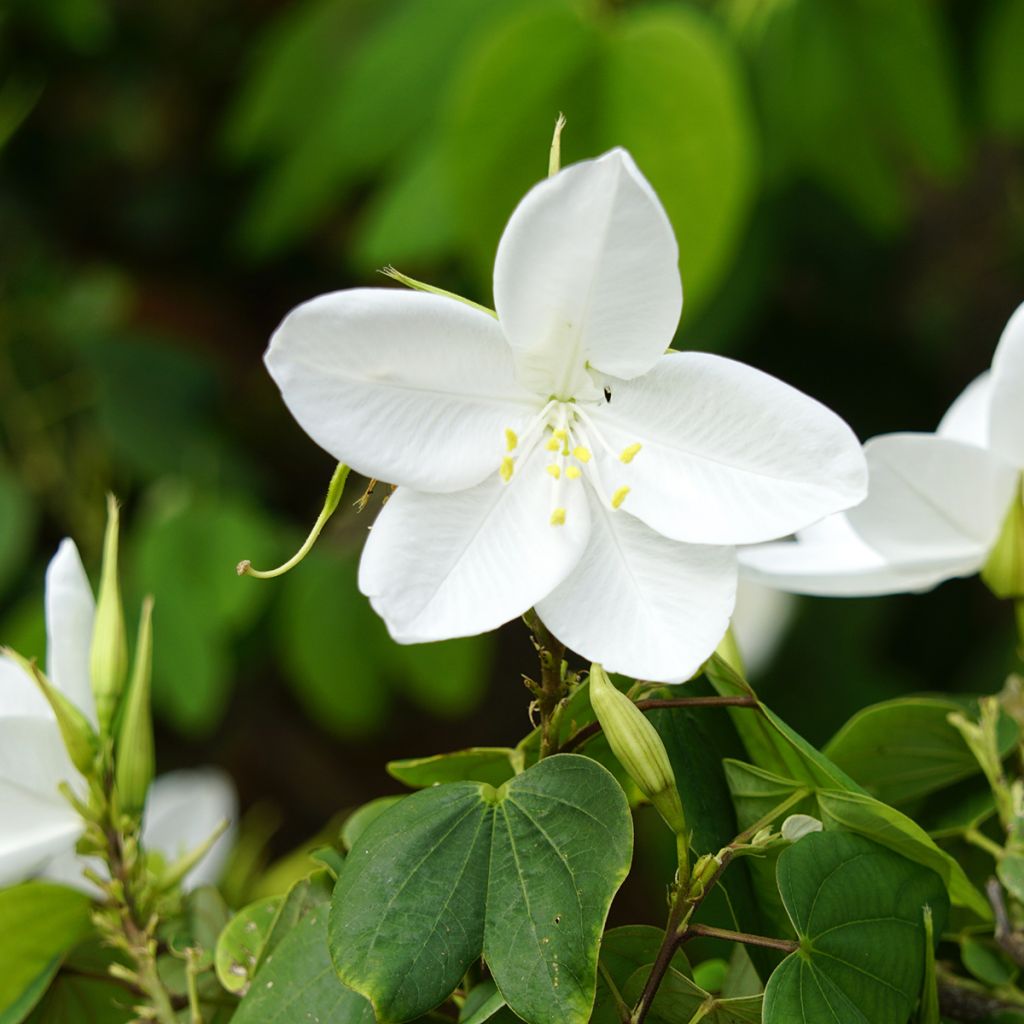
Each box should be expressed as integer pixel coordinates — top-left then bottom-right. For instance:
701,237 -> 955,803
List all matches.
738,514 -> 977,597
990,302 -> 1024,467
730,580 -> 796,675
0,781 -> 82,887
493,149 -> 682,394
0,654 -> 52,720
936,371 -> 992,447
45,539 -> 97,726
359,445 -> 590,643
265,289 -> 541,492
848,433 -> 1017,565
143,769 -> 238,890
590,353 -> 867,545
0,715 -> 79,800
535,489 -> 735,683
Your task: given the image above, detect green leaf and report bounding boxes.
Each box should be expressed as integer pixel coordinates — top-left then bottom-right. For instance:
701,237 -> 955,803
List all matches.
998,853 -> 1024,903
232,872 -> 372,1024
23,975 -> 130,1024
593,927 -> 690,1024
387,748 -> 519,789
919,906 -> 940,1024
602,5 -> 757,318
214,896 -> 281,995
0,883 -> 94,1024
621,965 -> 762,1024
824,697 -> 1016,805
133,485 -> 277,735
979,0 -> 1024,138
330,754 -> 632,1024
341,797 -> 404,852
960,936 -> 1016,987
458,981 -> 516,1024
763,831 -> 948,1024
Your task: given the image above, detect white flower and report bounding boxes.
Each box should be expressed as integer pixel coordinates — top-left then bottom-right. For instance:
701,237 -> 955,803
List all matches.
266,149 -> 866,681
0,540 -> 237,891
740,303 -> 1024,596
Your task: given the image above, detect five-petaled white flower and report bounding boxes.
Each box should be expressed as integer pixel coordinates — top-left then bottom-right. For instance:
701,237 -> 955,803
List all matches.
740,303 -> 1024,596
266,149 -> 867,681
0,539 -> 237,890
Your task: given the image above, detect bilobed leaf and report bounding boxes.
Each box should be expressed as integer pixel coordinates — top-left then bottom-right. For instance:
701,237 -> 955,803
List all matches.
387,748 -> 518,789
214,896 -> 281,995
602,5 -> 757,318
330,755 -> 632,1024
592,927 -> 690,1024
232,873 -> 372,1024
341,797 -> 404,852
763,831 -> 948,1024
824,696 -> 1017,805
621,964 -> 762,1023
0,883 -> 94,1024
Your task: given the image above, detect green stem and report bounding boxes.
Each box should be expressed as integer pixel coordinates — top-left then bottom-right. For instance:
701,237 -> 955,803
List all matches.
965,827 -> 1005,860
598,959 -> 632,1024
524,612 -> 568,759
682,922 -> 798,953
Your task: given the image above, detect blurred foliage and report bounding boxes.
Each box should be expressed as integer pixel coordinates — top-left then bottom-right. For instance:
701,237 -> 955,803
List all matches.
1,0 -> 1024,851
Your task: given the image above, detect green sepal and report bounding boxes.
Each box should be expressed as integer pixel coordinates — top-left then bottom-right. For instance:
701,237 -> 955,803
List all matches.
90,494 -> 128,734
114,596 -> 154,817
982,476 -> 1024,599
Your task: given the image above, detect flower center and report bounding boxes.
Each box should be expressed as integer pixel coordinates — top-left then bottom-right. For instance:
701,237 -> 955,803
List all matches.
499,400 -> 641,526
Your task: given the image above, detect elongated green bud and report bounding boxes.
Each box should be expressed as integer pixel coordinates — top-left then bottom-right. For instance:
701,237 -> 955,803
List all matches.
91,494 -> 128,733
4,648 -> 98,776
588,664 -> 687,836
115,597 -> 155,818
982,477 -> 1024,600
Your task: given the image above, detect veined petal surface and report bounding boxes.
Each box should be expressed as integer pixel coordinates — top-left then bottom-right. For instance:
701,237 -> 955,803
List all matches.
266,289 -> 540,492
848,434 -> 1017,565
358,445 -> 590,643
45,539 -> 97,725
937,371 -> 993,448
738,515 -> 978,597
536,488 -> 735,683
493,149 -> 682,394
990,302 -> 1024,467
591,352 -> 867,545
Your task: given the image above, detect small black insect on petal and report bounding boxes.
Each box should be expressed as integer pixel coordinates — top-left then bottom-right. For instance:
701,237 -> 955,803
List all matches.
603,387 -> 612,403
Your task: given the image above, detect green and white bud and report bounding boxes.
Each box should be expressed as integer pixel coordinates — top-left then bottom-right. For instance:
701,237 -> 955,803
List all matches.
4,648 -> 98,775
588,664 -> 687,836
781,814 -> 823,842
982,477 -> 1024,600
91,494 -> 128,733
115,597 -> 155,818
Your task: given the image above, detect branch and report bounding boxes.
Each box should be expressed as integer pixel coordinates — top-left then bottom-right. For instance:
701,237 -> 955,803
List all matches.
681,923 -> 798,953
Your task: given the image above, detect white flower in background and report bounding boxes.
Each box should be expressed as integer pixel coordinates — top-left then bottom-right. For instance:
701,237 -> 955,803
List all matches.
266,149 -> 866,681
730,580 -> 796,676
0,540 -> 236,891
740,303 -> 1024,596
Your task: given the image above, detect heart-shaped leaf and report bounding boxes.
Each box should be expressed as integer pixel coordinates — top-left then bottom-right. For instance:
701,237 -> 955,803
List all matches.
763,831 -> 948,1024
330,754 -> 632,1024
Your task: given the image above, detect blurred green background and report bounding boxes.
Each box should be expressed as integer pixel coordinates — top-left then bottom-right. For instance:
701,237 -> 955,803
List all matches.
2,0 -> 1023,859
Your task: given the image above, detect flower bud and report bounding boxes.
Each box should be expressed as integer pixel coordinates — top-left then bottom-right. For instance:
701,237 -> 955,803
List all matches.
982,477 -> 1024,600
588,664 -> 687,836
115,597 -> 155,818
781,814 -> 823,842
91,494 -> 128,733
5,648 -> 98,775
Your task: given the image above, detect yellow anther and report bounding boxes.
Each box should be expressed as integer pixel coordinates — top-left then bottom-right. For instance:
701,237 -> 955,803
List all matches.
553,428 -> 568,440
550,507 -> 567,526
565,465 -> 581,480
573,446 -> 592,463
505,428 -> 518,451
500,457 -> 514,482
546,437 -> 560,451
611,486 -> 630,509
546,464 -> 561,479
619,443 -> 642,464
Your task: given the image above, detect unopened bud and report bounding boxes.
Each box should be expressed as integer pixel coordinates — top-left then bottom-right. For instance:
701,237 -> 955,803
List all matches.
982,477 -> 1024,599
115,597 -> 155,818
5,649 -> 98,775
91,494 -> 128,733
588,664 -> 687,836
